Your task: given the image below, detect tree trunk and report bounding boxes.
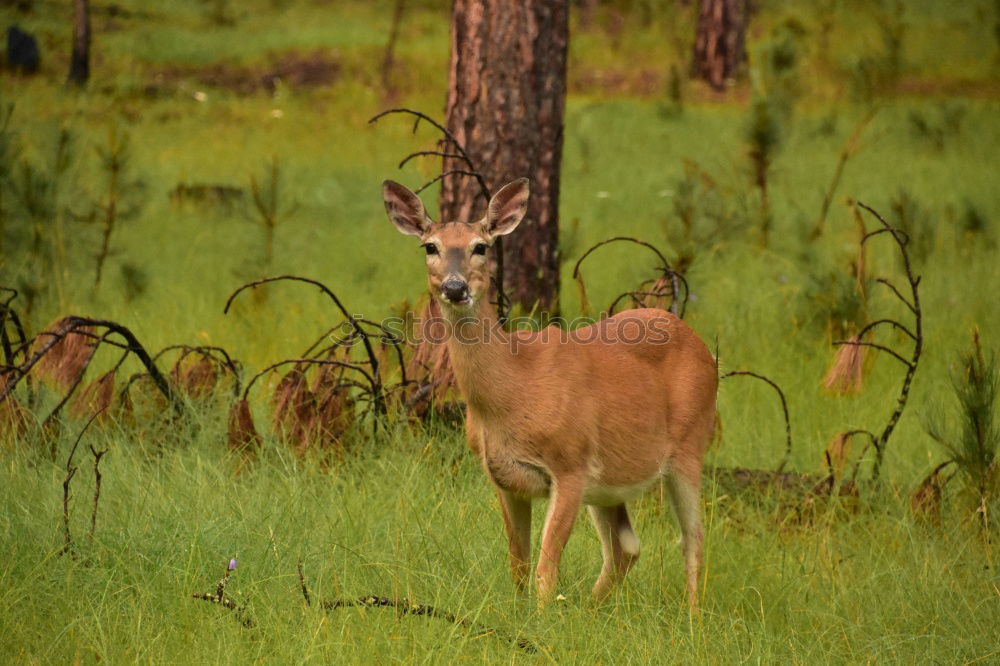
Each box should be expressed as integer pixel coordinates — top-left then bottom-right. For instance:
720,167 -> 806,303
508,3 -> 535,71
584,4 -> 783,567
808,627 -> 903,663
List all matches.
441,0 -> 568,315
691,0 -> 746,91
67,0 -> 90,86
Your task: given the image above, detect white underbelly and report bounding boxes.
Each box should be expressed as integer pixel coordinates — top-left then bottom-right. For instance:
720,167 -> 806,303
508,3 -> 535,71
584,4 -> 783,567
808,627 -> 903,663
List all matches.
582,477 -> 660,506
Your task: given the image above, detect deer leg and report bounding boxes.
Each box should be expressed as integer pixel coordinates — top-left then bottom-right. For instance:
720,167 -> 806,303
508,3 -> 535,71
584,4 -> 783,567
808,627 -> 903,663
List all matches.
588,503 -> 640,602
664,465 -> 703,611
496,487 -> 532,590
535,476 -> 584,603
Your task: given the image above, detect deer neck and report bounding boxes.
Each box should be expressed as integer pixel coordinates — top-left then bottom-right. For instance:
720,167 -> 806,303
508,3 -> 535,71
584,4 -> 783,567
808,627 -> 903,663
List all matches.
441,297 -> 515,415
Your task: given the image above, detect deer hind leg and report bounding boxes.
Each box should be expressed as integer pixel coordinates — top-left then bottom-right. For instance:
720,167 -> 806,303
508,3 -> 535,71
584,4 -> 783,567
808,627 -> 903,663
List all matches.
664,465 -> 703,611
496,487 -> 532,590
535,476 -> 584,603
588,503 -> 640,602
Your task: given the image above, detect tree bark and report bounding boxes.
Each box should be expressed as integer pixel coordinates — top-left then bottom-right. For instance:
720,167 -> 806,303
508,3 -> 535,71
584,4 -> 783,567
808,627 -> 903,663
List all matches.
441,0 -> 568,315
691,0 -> 746,91
67,0 -> 90,86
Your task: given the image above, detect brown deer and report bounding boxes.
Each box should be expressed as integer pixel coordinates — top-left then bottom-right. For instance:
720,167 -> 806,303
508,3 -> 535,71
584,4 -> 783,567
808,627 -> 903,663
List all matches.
382,178 -> 718,608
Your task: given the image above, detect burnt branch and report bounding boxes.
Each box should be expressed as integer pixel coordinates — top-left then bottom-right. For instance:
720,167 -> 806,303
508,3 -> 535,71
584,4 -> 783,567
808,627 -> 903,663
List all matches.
295,560 -> 537,653
192,560 -> 254,628
414,170 -> 481,196
41,331 -> 120,429
154,344 -> 242,397
224,276 -> 384,416
368,108 -> 490,201
2,317 -> 177,410
88,444 -> 107,539
398,151 -> 465,170
854,318 -> 917,342
60,409 -> 103,556
848,202 -> 924,483
242,358 -> 377,402
573,237 -> 687,317
875,277 -> 917,314
833,339 -> 914,369
721,370 -> 792,472
297,558 -> 311,607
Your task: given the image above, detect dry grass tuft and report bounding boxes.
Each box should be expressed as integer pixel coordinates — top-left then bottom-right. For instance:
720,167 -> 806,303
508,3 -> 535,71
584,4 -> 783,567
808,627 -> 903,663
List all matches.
33,318 -> 97,390
70,371 -> 116,421
824,432 -> 853,479
823,335 -> 867,394
171,356 -> 219,399
227,398 -> 261,453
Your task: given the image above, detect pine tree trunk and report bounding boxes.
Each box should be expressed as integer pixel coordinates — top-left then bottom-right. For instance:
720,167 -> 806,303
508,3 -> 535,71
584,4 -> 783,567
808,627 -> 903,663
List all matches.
441,0 -> 568,315
692,0 -> 746,91
67,0 -> 90,86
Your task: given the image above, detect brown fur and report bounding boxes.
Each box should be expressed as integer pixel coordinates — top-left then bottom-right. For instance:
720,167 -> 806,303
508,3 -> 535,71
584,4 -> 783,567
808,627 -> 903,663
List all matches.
382,178 -> 718,608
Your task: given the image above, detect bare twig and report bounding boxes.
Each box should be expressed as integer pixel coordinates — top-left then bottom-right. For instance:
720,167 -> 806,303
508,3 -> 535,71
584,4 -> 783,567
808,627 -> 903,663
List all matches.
832,338 -> 914,368
296,560 -> 537,653
811,108 -> 878,239
721,370 -> 792,472
2,317 -> 176,409
297,558 -> 311,607
853,202 -> 923,483
572,237 -> 687,317
88,444 -> 107,539
60,409 -> 104,556
224,276 -> 384,417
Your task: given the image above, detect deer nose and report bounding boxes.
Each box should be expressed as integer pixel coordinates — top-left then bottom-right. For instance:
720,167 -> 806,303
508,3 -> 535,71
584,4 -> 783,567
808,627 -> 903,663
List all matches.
441,279 -> 470,303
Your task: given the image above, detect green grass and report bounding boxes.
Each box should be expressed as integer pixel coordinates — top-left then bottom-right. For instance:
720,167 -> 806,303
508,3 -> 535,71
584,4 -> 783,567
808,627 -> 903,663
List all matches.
2,0 -> 999,662
1,425 -> 997,662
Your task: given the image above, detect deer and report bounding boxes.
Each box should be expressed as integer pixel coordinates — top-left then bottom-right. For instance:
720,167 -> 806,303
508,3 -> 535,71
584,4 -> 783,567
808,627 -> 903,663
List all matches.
381,177 -> 718,609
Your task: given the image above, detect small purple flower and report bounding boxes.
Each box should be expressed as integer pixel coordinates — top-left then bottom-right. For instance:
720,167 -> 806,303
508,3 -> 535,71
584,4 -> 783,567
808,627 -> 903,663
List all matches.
228,559 -> 237,571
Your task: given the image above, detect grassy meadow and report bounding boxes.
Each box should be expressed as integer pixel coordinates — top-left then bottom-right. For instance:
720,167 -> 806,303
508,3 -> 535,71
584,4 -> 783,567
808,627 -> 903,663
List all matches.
2,0 -> 999,662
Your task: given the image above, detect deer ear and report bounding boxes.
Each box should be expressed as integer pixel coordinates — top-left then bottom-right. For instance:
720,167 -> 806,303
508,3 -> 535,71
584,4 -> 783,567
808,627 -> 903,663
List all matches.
486,178 -> 529,237
382,180 -> 430,237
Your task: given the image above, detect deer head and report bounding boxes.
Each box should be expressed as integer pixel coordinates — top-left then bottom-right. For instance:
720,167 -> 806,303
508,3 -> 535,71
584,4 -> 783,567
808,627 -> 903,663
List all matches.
382,178 -> 529,311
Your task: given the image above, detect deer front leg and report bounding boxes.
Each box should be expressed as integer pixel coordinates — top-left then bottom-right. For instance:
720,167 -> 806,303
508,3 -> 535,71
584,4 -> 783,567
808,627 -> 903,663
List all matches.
496,487 -> 532,590
536,475 -> 584,603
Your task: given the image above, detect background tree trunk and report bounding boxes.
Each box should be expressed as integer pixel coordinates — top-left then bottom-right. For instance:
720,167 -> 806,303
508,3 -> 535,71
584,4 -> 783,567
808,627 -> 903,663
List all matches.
691,0 -> 746,91
67,0 -> 90,86
441,0 -> 568,315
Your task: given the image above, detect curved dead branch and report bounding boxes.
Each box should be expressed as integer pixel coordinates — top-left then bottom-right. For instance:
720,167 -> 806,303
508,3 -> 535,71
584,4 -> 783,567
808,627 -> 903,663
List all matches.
849,201 -> 923,483
241,358 -> 376,403
721,370 -> 792,472
224,275 -> 384,416
1,316 -> 177,410
572,237 -> 687,317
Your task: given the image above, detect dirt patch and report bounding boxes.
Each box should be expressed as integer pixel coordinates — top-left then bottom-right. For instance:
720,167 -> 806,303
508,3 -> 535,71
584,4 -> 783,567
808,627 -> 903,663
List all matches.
152,50 -> 340,96
569,66 -> 665,98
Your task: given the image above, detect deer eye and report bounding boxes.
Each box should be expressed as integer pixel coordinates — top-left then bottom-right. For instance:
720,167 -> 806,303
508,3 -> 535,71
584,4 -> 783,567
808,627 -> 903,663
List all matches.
472,243 -> 488,256
423,243 -> 439,256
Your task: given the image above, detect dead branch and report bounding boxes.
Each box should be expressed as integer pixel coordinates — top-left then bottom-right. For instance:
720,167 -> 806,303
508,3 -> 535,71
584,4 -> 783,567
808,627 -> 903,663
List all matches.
811,108 -> 878,239
61,409 -> 103,556
242,358 -> 376,403
191,560 -> 254,628
721,370 -> 792,472
297,558 -> 311,607
88,444 -> 107,539
572,237 -> 687,317
296,560 -> 537,653
851,202 -> 923,483
2,316 -> 177,410
224,276 -> 384,416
